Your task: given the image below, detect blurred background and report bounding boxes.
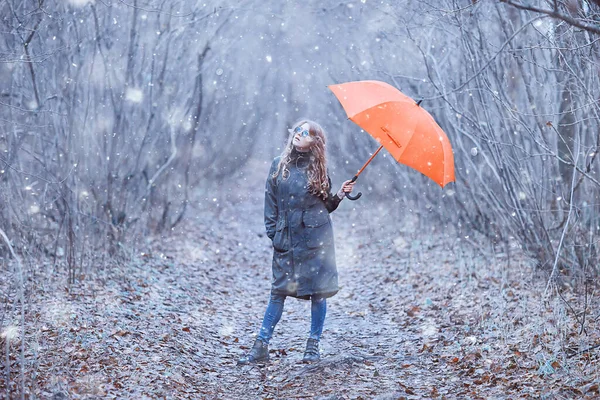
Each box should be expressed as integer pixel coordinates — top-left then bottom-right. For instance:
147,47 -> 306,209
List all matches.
1,0 -> 599,284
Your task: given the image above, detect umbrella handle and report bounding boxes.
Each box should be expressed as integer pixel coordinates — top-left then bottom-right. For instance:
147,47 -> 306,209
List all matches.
344,175 -> 362,201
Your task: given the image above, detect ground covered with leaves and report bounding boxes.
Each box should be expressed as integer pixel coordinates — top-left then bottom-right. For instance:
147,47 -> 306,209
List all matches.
2,185 -> 600,399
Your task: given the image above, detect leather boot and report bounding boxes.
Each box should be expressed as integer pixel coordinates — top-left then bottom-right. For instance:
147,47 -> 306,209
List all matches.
302,338 -> 320,363
237,339 -> 269,365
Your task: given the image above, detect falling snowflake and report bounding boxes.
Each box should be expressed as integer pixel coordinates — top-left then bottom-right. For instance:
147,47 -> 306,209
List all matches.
125,88 -> 143,103
218,324 -> 234,336
67,0 -> 93,6
1,326 -> 19,341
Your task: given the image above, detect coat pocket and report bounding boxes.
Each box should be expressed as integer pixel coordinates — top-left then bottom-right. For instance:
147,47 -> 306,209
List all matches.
273,216 -> 289,251
302,209 -> 329,228
302,210 -> 331,248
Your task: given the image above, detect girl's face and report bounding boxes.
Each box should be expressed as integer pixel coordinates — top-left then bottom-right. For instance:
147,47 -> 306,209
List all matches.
292,123 -> 314,151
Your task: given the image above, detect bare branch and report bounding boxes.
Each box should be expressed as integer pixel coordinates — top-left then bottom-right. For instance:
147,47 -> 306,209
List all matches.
500,0 -> 600,35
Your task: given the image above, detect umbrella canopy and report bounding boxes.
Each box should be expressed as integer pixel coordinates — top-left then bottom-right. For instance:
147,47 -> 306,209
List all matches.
328,80 -> 455,188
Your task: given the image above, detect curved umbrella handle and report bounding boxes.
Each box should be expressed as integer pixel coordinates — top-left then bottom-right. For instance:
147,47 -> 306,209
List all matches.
344,175 -> 362,201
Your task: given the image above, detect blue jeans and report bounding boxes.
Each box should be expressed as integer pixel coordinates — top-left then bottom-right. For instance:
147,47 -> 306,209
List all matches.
257,292 -> 327,345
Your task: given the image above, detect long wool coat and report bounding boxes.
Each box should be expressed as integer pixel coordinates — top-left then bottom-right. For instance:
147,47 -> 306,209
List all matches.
264,150 -> 342,300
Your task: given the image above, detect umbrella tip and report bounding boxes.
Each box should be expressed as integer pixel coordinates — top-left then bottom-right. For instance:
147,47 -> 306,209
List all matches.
416,99 -> 423,106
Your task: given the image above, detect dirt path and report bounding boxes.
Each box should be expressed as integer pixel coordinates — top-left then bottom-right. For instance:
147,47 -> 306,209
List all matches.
5,189 -> 599,399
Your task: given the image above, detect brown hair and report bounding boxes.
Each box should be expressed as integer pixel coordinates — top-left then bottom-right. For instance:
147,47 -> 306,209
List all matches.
272,119 -> 330,200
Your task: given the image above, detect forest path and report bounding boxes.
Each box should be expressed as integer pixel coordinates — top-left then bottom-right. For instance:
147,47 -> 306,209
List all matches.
20,192 -> 594,399
134,196 -> 558,399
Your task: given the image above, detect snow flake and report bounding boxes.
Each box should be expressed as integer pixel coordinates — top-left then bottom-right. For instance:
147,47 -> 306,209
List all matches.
125,88 -> 143,103
66,0 -> 94,6
421,319 -> 437,337
1,326 -> 19,341
218,324 -> 234,336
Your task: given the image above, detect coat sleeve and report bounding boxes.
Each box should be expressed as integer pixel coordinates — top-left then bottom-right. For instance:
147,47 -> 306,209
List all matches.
264,158 -> 280,240
323,175 -> 342,213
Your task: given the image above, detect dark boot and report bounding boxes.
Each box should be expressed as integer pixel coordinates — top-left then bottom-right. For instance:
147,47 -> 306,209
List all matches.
302,338 -> 320,363
237,339 -> 269,365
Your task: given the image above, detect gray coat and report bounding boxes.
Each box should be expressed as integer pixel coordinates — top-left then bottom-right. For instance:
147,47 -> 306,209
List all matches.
264,150 -> 342,300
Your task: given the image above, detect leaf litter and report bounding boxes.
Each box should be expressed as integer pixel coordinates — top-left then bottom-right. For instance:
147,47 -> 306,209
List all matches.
1,181 -> 599,399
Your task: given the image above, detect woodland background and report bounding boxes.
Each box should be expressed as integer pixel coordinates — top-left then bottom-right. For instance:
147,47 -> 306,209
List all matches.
2,0 -> 600,398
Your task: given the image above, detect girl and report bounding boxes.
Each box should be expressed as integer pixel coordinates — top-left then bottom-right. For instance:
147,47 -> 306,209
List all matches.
238,119 -> 355,365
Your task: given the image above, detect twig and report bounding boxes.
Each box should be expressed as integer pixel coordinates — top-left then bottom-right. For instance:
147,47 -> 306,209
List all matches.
0,228 -> 26,400
544,134 -> 580,299
417,16 -> 545,101
116,0 -> 198,18
568,342 -> 600,359
0,155 -> 74,185
145,125 -> 178,194
580,276 -> 589,335
556,287 -> 586,336
500,0 -> 600,36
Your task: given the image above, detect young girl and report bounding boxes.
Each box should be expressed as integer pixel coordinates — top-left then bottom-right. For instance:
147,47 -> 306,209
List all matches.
238,119 -> 355,365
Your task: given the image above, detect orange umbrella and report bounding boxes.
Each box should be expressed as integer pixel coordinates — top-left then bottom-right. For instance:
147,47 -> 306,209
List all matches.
328,80 -> 455,199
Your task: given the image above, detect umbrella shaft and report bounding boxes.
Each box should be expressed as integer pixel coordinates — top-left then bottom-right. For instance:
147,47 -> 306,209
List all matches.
355,145 -> 384,178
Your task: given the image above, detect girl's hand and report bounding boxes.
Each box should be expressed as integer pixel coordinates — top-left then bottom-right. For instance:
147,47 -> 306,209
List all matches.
337,180 -> 356,198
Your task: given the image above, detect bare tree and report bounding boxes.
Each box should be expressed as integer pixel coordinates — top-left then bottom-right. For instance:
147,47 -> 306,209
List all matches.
383,1 -> 600,287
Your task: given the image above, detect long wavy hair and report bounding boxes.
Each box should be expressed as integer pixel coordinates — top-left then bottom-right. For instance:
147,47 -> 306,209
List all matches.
272,119 -> 330,200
